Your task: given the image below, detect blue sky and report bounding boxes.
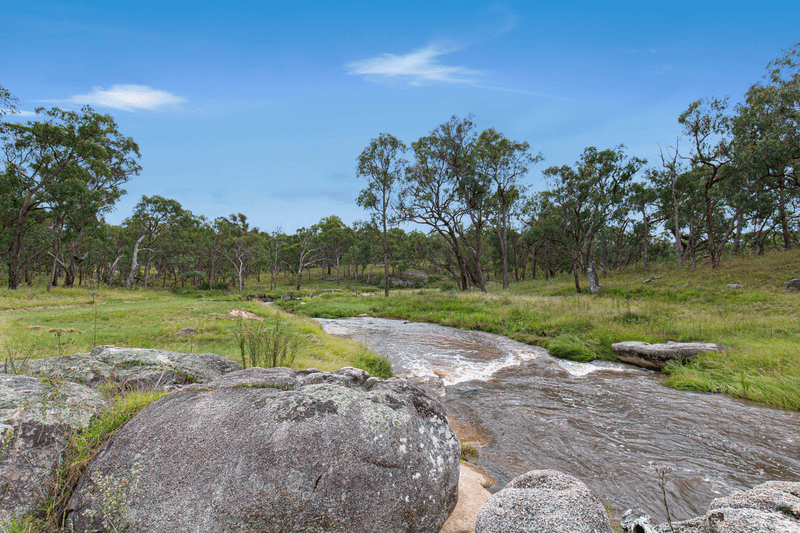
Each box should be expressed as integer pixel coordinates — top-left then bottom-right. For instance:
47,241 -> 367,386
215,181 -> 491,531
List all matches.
2,1 -> 798,232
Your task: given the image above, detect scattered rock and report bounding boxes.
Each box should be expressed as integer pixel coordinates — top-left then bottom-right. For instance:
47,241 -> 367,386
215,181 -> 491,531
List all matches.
621,509 -> 657,533
475,470 -> 612,533
0,374 -> 109,521
655,480 -> 800,532
726,283 -> 745,289
407,374 -> 446,399
380,277 -> 419,288
357,313 -> 370,317
229,309 -> 261,319
786,278 -> 800,292
244,294 -> 272,302
24,345 -> 242,391
174,326 -> 197,336
440,463 -> 495,533
66,367 -> 460,533
611,341 -> 728,371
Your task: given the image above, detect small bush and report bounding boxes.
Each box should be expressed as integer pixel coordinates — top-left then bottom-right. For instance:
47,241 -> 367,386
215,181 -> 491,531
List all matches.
547,334 -> 600,363
461,442 -> 479,462
351,351 -> 392,378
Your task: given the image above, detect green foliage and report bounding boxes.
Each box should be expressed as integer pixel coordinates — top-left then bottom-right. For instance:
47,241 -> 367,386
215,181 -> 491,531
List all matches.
351,350 -> 392,379
460,442 -> 479,462
230,315 -> 299,369
547,334 -> 603,363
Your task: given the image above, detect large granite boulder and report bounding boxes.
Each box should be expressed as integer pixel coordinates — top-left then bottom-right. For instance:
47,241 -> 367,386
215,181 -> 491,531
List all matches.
0,374 -> 108,521
655,480 -> 800,532
65,367 -> 460,533
24,345 -> 242,391
475,470 -> 613,533
611,341 -> 728,371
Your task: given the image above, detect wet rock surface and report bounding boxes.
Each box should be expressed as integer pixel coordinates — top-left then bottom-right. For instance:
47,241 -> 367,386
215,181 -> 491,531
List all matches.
655,480 -> 800,532
66,366 -> 460,533
611,341 -> 728,371
24,345 -> 242,390
0,374 -> 108,521
475,469 -> 612,533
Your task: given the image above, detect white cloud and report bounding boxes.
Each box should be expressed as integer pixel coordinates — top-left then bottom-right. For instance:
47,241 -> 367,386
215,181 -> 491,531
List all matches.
346,44 -> 482,86
60,84 -> 186,111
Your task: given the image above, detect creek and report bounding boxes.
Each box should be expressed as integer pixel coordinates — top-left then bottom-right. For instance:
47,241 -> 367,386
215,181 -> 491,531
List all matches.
317,316 -> 800,523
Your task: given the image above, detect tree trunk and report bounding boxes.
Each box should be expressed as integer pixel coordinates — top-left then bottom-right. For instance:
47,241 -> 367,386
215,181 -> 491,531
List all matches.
126,234 -> 146,290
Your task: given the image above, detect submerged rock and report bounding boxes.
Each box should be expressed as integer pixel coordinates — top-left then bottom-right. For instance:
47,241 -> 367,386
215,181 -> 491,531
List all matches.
655,480 -> 800,532
475,470 -> 612,533
611,341 -> 728,371
0,374 -> 108,521
24,345 -> 242,391
66,367 -> 460,533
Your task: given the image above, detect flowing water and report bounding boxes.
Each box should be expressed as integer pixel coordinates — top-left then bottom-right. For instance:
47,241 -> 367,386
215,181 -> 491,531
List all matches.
317,316 -> 800,523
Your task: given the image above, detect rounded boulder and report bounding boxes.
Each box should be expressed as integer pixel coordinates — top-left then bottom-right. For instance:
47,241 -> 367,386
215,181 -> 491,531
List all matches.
66,367 -> 460,533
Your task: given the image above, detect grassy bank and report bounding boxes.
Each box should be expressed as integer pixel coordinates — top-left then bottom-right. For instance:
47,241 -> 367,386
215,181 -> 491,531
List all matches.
0,286 -> 391,378
273,251 -> 800,411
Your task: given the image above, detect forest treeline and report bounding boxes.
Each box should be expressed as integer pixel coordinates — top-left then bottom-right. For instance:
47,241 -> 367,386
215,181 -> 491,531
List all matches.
1,41 -> 798,294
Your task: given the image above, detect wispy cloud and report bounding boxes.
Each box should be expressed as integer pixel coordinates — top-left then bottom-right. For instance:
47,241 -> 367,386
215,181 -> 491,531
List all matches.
48,84 -> 186,111
346,44 -> 482,86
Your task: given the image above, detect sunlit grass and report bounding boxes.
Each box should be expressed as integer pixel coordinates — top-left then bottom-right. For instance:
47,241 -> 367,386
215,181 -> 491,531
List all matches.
0,287 -> 390,377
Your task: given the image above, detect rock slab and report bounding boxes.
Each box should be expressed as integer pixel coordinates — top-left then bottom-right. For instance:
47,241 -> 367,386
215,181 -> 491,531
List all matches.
475,470 -> 613,533
655,480 -> 800,532
24,345 -> 242,390
612,341 -> 728,371
0,374 -> 108,521
66,367 -> 461,533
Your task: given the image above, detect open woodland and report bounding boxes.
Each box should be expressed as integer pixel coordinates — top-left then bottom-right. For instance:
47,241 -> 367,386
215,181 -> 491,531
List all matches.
1,41 -> 799,410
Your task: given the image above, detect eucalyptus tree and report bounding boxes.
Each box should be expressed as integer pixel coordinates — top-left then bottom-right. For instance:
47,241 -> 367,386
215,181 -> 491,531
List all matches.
679,98 -> 748,268
123,195 -> 184,289
733,40 -> 800,249
474,128 -> 542,288
357,133 -> 407,296
316,215 -> 352,284
543,146 -> 645,293
291,225 -> 320,290
628,179 -> 659,272
0,86 -> 17,116
214,213 -> 255,294
1,106 -> 140,288
400,115 -> 490,291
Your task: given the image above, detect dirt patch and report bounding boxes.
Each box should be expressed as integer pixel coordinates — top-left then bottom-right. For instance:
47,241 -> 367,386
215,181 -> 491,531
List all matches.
228,309 -> 261,320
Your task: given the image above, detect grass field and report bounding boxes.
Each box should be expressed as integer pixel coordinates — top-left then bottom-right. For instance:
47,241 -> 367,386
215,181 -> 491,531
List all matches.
2,249 -> 799,410
0,284 -> 391,378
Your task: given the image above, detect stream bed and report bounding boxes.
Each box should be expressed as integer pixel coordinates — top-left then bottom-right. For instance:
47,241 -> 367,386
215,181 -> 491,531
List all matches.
317,316 -> 800,523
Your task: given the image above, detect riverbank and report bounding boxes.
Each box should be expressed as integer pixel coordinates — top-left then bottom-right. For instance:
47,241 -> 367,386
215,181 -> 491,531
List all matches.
274,251 -> 800,411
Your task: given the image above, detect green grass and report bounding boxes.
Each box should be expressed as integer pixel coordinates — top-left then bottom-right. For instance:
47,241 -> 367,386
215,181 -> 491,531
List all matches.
0,286 -> 391,378
272,250 -> 800,411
